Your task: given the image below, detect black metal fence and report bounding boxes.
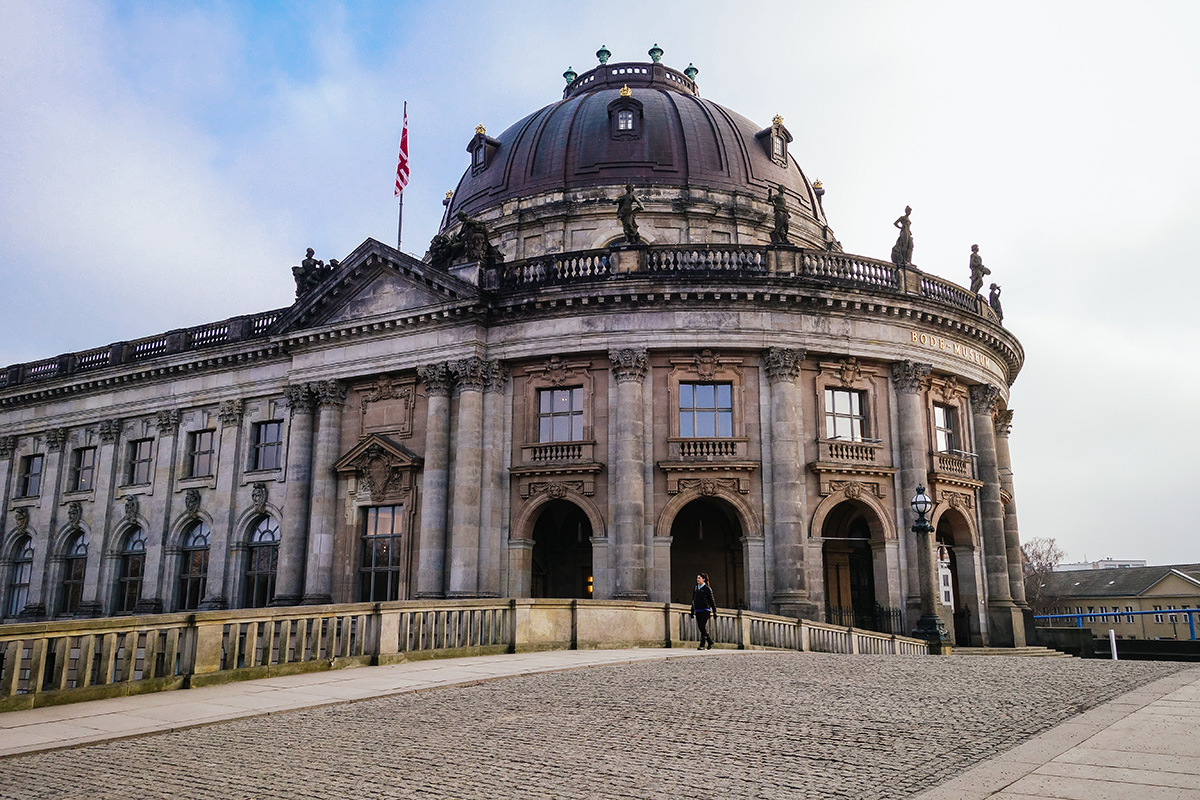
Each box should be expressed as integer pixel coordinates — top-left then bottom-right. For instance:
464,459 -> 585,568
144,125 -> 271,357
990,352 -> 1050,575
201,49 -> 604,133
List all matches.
826,604 -> 903,635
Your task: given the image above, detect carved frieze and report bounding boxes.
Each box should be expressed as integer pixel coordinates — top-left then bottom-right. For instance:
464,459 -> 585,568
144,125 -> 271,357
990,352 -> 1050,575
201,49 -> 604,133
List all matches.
830,479 -> 881,500
525,480 -> 593,499
418,362 -> 453,396
46,428 -> 68,452
994,408 -> 1014,438
944,491 -> 976,512
532,355 -> 589,388
217,399 -> 244,426
675,477 -> 740,497
359,379 -> 416,439
968,383 -> 1002,416
156,409 -> 181,435
890,360 -> 932,394
609,348 -> 649,383
763,347 -> 805,383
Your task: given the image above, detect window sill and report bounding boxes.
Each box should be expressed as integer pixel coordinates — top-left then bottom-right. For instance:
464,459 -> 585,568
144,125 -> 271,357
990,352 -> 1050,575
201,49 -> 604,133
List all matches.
61,490 -> 96,503
177,475 -> 216,490
241,468 -> 281,486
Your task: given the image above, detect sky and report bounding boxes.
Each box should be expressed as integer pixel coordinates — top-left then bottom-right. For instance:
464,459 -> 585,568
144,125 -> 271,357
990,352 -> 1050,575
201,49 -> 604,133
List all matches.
1,1 -> 1198,565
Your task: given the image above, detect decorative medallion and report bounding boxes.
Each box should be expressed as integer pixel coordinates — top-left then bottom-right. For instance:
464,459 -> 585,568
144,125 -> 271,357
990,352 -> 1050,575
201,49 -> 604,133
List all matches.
66,501 -> 82,530
124,495 -> 139,523
837,357 -> 863,388
693,350 -> 718,381
937,376 -> 967,404
14,508 -> 29,535
184,489 -> 201,516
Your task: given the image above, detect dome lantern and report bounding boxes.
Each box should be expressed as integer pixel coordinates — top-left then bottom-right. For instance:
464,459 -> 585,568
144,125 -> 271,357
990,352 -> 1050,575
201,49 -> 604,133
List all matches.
596,45 -> 611,65
684,63 -> 699,80
648,43 -> 663,63
563,66 -> 577,84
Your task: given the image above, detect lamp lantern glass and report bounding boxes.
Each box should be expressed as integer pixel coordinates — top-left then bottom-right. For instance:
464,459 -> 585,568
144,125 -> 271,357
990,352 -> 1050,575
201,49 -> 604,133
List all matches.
911,485 -> 933,517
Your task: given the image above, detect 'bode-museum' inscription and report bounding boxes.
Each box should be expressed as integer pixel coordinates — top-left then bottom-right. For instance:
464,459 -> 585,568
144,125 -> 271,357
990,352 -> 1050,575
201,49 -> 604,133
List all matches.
911,331 -> 994,371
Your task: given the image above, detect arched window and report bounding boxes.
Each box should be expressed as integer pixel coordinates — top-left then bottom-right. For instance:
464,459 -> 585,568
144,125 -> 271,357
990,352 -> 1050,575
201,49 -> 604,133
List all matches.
115,527 -> 146,614
177,521 -> 211,611
243,516 -> 279,608
59,531 -> 89,616
6,536 -> 33,617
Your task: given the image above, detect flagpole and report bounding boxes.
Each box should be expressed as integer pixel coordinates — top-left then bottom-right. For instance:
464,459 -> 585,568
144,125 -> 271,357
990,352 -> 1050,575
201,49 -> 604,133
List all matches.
397,192 -> 404,251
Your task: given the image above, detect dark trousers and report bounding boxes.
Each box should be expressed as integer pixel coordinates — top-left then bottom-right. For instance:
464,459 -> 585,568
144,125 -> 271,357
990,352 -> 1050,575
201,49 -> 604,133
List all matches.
695,611 -> 713,645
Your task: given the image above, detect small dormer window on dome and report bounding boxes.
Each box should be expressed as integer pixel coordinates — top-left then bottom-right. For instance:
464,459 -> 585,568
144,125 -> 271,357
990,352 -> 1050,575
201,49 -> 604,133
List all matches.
467,123 -> 501,176
756,114 -> 794,168
608,86 -> 643,140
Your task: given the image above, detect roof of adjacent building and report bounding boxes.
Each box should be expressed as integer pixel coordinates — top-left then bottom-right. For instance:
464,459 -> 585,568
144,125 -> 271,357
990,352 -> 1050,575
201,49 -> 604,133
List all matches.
1042,564 -> 1200,599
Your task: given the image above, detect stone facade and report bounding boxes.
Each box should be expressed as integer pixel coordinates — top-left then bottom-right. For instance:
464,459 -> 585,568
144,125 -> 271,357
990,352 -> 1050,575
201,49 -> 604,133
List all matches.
0,54 -> 1029,646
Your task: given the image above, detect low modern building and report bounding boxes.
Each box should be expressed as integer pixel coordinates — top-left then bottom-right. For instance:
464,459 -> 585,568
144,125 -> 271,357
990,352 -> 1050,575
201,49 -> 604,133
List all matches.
0,48 -> 1031,645
1054,559 -> 1148,572
1043,565 -> 1200,639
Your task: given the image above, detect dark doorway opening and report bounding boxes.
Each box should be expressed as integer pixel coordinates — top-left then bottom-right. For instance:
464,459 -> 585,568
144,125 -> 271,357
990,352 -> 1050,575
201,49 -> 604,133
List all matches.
821,502 -> 897,633
531,500 -> 593,599
669,498 -> 745,609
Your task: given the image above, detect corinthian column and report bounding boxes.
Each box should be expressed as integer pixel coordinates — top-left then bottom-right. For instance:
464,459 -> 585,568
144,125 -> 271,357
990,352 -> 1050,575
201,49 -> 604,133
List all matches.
303,380 -> 346,604
609,348 -> 649,600
447,357 -> 487,597
272,384 -> 316,605
993,409 -> 1028,607
478,360 -> 509,597
969,383 -> 1024,646
891,360 -> 933,617
764,347 -> 815,618
415,362 -> 452,598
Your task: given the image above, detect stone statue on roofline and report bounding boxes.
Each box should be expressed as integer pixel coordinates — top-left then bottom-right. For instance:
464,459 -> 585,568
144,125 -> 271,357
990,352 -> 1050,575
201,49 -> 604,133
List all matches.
768,184 -> 790,245
989,283 -> 1004,324
613,184 -> 645,245
890,206 -> 913,267
969,244 -> 991,294
428,212 -> 503,270
292,248 -> 334,299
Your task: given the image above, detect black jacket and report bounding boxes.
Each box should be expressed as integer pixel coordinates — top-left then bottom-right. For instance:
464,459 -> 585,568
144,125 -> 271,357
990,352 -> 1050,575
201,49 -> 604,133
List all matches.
691,583 -> 716,615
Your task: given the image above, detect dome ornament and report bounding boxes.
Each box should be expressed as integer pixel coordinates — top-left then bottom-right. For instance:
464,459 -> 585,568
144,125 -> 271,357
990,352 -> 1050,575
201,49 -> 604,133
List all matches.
648,43 -> 663,63
772,114 -> 784,126
684,63 -> 699,81
596,45 -> 611,65
474,123 -> 487,136
619,84 -> 633,98
563,66 -> 577,84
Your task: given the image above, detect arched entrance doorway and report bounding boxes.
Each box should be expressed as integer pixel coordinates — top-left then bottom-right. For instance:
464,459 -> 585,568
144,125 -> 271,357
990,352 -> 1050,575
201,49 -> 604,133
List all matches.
669,498 -> 745,609
821,500 -> 895,632
530,500 -> 593,599
935,507 -> 981,645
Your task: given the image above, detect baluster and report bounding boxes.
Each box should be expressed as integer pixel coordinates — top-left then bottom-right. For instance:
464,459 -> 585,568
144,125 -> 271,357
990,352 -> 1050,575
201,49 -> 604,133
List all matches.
242,623 -> 259,669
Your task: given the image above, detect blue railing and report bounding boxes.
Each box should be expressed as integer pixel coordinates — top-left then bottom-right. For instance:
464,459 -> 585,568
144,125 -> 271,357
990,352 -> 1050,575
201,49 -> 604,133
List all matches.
1034,609 -> 1197,641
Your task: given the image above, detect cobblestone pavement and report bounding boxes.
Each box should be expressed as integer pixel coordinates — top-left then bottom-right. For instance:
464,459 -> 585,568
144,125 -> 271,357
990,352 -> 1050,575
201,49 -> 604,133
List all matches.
0,652 -> 1187,799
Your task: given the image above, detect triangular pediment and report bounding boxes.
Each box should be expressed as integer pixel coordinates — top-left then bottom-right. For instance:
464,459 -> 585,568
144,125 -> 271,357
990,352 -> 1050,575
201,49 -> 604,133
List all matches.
1141,570 -> 1200,597
270,238 -> 481,334
334,433 -> 422,473
335,433 -> 423,504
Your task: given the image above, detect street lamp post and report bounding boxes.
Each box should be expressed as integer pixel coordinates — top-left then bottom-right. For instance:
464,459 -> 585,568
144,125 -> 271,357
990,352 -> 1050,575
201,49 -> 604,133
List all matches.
911,484 -> 951,653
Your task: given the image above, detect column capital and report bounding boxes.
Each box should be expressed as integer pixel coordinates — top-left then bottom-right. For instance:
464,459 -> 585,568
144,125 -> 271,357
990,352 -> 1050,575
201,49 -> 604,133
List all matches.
98,419 -> 121,443
155,409 -> 181,435
283,384 -> 316,416
0,435 -> 14,459
609,348 -> 649,383
314,379 -> 348,407
217,399 -> 244,426
994,408 -> 1014,438
762,347 -> 805,383
483,359 -> 509,394
45,427 -> 69,452
418,361 -> 453,396
450,356 -> 489,394
890,360 -> 932,394
968,383 -> 1003,416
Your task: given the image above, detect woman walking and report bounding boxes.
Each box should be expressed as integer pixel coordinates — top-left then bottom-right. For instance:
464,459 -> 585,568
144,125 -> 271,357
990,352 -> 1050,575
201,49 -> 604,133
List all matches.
691,573 -> 717,650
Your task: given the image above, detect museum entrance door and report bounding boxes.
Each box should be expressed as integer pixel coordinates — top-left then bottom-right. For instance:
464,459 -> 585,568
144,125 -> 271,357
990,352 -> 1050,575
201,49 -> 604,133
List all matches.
821,501 -> 896,633
669,498 -> 745,609
530,499 -> 593,599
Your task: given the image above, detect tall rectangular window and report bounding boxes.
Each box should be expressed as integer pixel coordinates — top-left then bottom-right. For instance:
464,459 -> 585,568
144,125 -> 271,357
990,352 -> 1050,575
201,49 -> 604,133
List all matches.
70,447 -> 96,492
188,429 -> 216,478
538,388 -> 584,442
617,110 -> 634,131
679,383 -> 732,438
16,454 -> 44,498
1153,605 -> 1164,624
360,506 -> 404,602
126,439 -> 154,485
1125,606 -> 1135,624
824,389 -> 866,441
251,421 -> 284,471
933,404 -> 957,453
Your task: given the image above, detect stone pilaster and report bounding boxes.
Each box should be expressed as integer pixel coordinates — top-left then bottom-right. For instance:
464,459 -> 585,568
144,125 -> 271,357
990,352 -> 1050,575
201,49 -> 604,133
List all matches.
763,347 -> 815,619
891,359 -> 933,621
199,401 -> 242,610
75,420 -> 120,617
993,409 -> 1028,607
415,362 -> 453,598
970,384 -> 1024,646
0,438 -> 15,614
272,384 -> 315,605
609,348 -> 649,600
126,411 -> 178,614
21,429 -> 70,619
477,360 -> 508,597
303,380 -> 346,605
447,357 -> 487,597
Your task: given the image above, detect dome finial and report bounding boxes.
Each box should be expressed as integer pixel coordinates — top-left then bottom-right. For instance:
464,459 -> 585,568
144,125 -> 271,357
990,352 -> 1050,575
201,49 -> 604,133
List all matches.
475,123 -> 487,135
772,114 -> 784,126
619,84 -> 633,98
596,45 -> 611,65
684,63 -> 699,80
563,66 -> 577,84
648,43 -> 663,63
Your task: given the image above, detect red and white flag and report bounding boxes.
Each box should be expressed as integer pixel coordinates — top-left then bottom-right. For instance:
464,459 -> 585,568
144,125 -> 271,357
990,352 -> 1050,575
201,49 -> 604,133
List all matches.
394,102 -> 409,197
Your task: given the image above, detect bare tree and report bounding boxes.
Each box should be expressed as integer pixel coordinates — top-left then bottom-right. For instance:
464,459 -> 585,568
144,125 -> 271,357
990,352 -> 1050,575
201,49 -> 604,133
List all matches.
1021,537 -> 1065,615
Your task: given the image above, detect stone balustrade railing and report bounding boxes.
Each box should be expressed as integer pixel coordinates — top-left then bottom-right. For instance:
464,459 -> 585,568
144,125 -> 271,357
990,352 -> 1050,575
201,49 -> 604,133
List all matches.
933,452 -> 975,478
0,599 -> 927,711
677,438 -> 741,460
818,438 -> 882,465
524,442 -> 590,463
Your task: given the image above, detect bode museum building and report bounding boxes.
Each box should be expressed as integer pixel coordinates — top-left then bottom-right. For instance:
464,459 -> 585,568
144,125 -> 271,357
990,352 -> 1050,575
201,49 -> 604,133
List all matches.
0,49 -> 1031,647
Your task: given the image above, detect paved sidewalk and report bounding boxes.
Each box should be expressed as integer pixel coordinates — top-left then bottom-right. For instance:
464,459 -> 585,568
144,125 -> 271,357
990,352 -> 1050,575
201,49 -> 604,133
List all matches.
916,665 -> 1200,799
0,647 -> 735,758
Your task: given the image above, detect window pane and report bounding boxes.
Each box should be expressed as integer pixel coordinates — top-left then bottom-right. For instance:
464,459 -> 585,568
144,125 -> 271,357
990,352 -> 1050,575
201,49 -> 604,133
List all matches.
833,391 -> 850,415
539,417 -> 552,442
825,415 -> 837,439
717,384 -> 731,408
540,390 -> 551,414
717,411 -> 732,438
835,417 -> 852,440
571,387 -> 582,410
571,415 -> 584,441
697,410 -> 716,437
679,383 -> 693,408
553,389 -> 570,409
696,384 -> 715,408
849,392 -> 861,414
680,413 -> 693,438
552,416 -> 568,441
850,418 -> 864,441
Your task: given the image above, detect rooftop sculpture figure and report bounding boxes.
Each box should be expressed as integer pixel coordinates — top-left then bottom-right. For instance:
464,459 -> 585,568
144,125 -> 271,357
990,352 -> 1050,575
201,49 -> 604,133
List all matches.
614,184 -> 645,244
989,283 -> 1004,324
292,248 -> 333,299
891,206 -> 913,267
768,185 -> 790,244
969,244 -> 991,294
